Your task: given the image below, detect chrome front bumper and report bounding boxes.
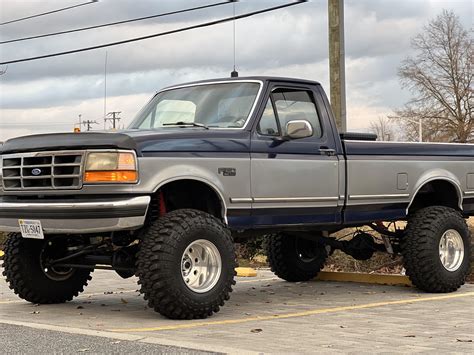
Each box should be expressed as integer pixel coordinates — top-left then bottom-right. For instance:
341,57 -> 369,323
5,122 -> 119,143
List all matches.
0,196 -> 150,234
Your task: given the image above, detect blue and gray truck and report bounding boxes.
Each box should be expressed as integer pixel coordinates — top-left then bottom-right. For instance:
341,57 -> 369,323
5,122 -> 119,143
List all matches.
1,76 -> 472,319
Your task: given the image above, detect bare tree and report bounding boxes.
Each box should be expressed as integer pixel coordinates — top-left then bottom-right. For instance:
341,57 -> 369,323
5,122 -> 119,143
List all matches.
369,117 -> 395,141
394,10 -> 472,142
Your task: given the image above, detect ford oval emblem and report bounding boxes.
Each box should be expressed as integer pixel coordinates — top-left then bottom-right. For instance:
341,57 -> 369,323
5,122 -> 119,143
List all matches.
31,168 -> 42,176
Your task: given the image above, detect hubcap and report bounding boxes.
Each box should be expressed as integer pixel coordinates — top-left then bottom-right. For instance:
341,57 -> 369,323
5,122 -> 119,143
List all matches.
439,229 -> 464,272
181,239 -> 221,293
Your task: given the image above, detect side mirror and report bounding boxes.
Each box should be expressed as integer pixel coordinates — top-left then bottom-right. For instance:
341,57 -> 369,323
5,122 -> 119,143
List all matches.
286,120 -> 313,139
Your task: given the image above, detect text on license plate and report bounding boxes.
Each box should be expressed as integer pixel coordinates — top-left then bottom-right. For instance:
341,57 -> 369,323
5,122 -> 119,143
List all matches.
18,219 -> 44,239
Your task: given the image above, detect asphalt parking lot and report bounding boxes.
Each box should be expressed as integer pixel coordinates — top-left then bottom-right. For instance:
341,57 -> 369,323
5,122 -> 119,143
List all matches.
1,268 -> 473,354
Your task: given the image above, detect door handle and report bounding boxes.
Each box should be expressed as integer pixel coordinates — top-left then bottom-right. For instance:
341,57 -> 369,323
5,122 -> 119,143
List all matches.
319,147 -> 336,156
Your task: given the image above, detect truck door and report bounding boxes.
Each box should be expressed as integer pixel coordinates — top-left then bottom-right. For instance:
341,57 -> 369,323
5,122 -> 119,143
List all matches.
249,84 -> 341,227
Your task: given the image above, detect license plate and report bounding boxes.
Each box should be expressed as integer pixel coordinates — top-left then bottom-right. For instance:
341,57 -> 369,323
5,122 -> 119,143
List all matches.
18,219 -> 44,239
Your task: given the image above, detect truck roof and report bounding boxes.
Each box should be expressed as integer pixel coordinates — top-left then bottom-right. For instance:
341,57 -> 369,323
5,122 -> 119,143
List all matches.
162,76 -> 321,90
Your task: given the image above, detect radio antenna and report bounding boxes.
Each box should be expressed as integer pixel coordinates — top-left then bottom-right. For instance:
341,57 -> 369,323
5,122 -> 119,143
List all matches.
230,0 -> 238,77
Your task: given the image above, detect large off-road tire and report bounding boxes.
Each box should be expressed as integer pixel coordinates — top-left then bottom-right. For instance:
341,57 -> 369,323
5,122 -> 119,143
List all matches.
2,233 -> 92,303
401,206 -> 471,293
136,209 -> 236,319
265,233 -> 328,282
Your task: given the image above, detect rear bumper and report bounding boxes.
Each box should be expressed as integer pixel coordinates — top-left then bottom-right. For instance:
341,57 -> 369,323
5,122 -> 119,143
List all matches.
0,196 -> 150,234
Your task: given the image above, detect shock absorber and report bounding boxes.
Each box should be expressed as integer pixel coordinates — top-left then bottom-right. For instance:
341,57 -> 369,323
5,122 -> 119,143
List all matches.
159,190 -> 167,216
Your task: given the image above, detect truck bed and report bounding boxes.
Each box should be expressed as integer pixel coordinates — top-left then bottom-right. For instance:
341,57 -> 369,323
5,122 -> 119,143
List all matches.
342,140 -> 474,223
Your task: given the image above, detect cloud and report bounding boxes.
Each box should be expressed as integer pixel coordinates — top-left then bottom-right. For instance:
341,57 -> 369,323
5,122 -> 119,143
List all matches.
0,66 -> 230,109
1,4 -> 327,83
0,0 -> 472,142
0,93 -> 151,141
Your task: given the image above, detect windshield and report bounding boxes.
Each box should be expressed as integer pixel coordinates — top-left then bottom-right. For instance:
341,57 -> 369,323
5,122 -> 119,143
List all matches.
129,82 -> 261,129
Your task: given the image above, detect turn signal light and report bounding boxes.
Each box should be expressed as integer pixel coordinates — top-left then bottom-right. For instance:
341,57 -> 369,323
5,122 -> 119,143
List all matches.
84,170 -> 138,183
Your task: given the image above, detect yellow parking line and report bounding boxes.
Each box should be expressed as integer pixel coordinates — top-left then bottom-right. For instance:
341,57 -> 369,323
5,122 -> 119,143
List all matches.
109,292 -> 474,333
81,290 -> 137,297
0,300 -> 24,304
238,277 -> 277,283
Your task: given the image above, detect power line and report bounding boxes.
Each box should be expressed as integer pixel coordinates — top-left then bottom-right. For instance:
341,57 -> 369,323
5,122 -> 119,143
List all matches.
0,1 -> 232,45
0,1 -> 307,66
0,0 -> 98,26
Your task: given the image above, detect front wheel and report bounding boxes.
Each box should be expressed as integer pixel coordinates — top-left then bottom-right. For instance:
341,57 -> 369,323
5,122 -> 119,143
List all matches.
401,206 -> 471,293
2,233 -> 92,303
265,233 -> 328,282
136,209 -> 236,319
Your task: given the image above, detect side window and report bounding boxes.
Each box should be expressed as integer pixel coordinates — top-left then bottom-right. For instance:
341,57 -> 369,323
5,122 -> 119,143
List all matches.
272,89 -> 322,137
257,98 -> 279,136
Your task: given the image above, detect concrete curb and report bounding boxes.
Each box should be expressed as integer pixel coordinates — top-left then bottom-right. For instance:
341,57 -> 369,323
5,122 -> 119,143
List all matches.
235,267 -> 257,277
316,271 -> 412,286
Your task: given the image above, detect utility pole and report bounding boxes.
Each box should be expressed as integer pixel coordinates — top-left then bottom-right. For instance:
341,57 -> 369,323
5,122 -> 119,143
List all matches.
328,0 -> 347,132
105,111 -> 121,129
82,120 -> 99,131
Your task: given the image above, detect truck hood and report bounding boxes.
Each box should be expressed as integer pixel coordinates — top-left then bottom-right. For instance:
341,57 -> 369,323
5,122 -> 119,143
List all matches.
0,129 -> 251,155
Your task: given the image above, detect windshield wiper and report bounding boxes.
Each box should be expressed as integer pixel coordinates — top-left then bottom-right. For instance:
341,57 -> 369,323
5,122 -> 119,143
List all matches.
163,121 -> 209,130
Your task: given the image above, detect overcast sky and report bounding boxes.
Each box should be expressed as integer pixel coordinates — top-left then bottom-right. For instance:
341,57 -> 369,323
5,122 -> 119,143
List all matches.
0,0 -> 471,141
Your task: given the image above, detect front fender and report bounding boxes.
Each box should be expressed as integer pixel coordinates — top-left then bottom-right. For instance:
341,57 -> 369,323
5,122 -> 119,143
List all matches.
137,158 -> 230,210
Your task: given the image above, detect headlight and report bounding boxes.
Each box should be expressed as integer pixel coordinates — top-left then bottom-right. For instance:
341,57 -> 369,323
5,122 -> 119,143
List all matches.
84,151 -> 138,183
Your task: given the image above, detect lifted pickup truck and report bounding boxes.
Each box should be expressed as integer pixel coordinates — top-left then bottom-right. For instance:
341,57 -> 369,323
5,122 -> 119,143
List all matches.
1,77 -> 473,319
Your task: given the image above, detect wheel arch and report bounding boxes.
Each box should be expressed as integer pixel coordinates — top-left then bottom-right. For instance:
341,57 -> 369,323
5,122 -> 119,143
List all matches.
153,176 -> 228,223
407,174 -> 463,214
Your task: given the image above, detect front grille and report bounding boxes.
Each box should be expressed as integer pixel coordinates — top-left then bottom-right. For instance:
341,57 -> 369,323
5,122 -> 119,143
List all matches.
1,151 -> 85,190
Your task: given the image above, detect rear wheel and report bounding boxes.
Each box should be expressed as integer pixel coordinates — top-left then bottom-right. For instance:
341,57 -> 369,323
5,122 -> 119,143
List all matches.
401,206 -> 471,293
265,233 -> 328,282
136,209 -> 236,319
2,233 -> 92,303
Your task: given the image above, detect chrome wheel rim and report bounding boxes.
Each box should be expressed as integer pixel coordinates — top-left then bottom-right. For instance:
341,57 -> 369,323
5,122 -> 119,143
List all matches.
181,239 -> 221,293
439,229 -> 464,272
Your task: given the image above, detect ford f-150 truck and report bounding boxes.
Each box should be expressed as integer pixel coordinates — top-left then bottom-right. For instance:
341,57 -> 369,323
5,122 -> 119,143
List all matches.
1,77 -> 473,319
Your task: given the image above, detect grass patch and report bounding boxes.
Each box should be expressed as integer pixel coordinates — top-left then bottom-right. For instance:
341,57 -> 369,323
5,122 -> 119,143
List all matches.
324,251 -> 402,274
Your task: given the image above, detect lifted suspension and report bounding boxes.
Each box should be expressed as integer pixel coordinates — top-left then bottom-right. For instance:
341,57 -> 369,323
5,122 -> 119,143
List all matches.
44,238 -> 138,278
